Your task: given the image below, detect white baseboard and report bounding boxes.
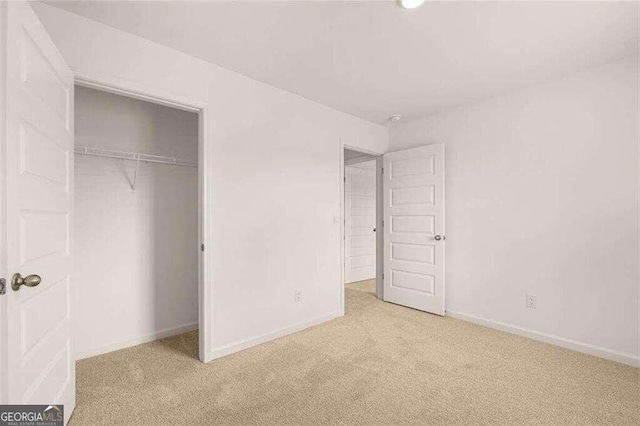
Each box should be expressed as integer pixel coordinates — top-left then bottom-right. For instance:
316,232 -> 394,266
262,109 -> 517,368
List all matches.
76,322 -> 199,360
447,310 -> 639,368
211,310 -> 343,360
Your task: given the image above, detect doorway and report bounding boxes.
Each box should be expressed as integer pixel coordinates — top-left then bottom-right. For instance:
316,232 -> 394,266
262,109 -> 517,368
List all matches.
344,151 -> 376,284
73,85 -> 201,360
341,146 -> 383,312
341,144 -> 447,317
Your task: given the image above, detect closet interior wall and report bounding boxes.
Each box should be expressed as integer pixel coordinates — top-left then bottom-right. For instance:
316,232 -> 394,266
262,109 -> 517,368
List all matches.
74,86 -> 199,359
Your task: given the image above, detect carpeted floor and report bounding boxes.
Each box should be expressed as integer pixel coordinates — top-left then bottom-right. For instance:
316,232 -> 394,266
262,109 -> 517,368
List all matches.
71,280 -> 639,425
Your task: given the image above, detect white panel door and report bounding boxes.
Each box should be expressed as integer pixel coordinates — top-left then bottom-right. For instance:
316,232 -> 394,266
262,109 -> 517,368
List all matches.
345,160 -> 376,283
383,145 -> 445,315
3,1 -> 75,422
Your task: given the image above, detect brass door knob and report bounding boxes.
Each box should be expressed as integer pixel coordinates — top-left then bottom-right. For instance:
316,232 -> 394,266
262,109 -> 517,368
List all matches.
11,273 -> 41,291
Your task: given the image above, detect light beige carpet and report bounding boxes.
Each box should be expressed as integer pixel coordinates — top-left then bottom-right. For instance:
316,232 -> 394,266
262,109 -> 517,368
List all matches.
71,280 -> 639,425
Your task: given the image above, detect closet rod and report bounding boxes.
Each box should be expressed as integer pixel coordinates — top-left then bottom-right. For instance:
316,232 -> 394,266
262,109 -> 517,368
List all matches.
74,146 -> 197,168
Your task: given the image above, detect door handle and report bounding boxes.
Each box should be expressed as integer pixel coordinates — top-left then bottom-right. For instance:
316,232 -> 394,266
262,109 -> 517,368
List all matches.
434,235 -> 446,241
11,273 -> 42,291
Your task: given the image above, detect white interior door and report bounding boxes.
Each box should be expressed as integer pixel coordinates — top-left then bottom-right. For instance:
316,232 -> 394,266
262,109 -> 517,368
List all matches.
3,1 -> 75,422
383,145 -> 445,315
345,160 -> 376,283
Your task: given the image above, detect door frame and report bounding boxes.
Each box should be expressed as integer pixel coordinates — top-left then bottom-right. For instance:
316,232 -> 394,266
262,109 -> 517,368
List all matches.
0,1 -> 7,403
340,143 -> 384,314
73,72 -> 213,363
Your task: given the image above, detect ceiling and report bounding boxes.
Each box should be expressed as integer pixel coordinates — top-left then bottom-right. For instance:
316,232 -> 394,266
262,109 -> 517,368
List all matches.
43,1 -> 638,125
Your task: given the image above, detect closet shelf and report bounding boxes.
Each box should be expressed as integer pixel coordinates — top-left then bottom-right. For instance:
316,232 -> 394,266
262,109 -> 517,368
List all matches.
74,146 -> 197,168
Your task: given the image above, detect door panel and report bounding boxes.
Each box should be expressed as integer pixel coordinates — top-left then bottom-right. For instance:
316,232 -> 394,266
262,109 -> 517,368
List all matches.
383,145 -> 445,315
4,1 -> 75,422
345,160 -> 376,283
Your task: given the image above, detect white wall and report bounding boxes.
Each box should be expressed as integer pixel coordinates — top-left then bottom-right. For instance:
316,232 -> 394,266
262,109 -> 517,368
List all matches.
74,86 -> 199,358
32,3 -> 388,358
390,57 -> 639,363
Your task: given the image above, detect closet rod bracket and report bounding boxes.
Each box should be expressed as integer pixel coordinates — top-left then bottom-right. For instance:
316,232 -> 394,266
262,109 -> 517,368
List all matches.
131,157 -> 140,191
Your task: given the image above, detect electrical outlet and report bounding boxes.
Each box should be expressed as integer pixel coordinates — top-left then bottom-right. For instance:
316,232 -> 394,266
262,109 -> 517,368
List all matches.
294,290 -> 302,303
526,294 -> 537,309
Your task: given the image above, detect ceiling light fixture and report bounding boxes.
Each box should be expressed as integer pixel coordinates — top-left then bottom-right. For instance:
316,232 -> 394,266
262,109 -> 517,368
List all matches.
397,0 -> 426,10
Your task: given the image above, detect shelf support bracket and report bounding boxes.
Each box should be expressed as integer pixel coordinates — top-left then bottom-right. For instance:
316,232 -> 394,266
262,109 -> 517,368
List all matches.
131,157 -> 140,191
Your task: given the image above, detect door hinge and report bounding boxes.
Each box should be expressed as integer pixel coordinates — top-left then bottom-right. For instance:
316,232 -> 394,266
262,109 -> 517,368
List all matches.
0,278 -> 5,295
201,244 -> 205,252
382,167 -> 384,174
382,273 -> 384,280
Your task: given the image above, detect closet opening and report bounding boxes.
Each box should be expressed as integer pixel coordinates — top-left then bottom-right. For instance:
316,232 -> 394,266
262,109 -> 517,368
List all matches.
73,84 -> 204,362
